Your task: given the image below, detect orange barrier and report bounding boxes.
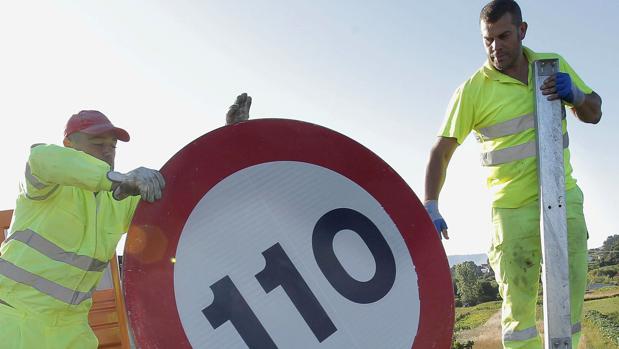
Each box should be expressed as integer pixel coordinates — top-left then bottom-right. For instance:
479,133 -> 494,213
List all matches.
0,209 -> 131,349
0,210 -> 11,231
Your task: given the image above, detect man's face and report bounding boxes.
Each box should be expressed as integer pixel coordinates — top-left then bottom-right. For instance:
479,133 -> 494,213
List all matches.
480,13 -> 527,71
64,131 -> 118,169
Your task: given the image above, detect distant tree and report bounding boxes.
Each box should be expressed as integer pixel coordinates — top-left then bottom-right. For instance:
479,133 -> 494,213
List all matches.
602,235 -> 619,251
454,261 -> 482,306
599,235 -> 619,267
588,249 -> 601,271
588,265 -> 619,285
484,258 -> 495,278
478,280 -> 500,303
454,297 -> 463,307
452,339 -> 474,349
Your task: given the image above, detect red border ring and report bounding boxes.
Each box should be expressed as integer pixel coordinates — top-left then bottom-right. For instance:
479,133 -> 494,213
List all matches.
123,119 -> 454,348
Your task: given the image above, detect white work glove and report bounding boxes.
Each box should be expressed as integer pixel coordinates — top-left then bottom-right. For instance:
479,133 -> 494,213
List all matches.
424,200 -> 449,240
107,167 -> 165,203
226,92 -> 252,125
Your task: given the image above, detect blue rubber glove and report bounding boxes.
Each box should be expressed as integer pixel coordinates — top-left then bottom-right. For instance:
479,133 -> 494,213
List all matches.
424,200 -> 449,240
555,72 -> 585,107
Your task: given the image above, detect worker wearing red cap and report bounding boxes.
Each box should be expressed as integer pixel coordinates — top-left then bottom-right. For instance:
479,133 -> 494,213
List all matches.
0,94 -> 252,348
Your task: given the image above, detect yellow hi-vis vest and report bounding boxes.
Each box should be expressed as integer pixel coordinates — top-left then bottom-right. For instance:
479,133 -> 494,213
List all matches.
0,144 -> 139,318
439,47 -> 592,208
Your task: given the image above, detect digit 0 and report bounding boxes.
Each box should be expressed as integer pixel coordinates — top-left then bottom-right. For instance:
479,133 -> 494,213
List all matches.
312,208 -> 396,304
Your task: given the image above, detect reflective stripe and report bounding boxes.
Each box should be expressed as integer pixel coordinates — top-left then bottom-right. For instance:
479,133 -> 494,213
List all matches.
477,111 -> 566,142
478,113 -> 534,141
481,133 -> 569,166
503,322 -> 580,342
6,229 -> 108,272
25,184 -> 59,201
504,326 -> 538,342
25,164 -> 48,190
0,259 -> 93,305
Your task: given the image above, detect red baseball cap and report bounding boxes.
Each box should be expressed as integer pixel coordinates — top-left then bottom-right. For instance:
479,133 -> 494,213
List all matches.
64,110 -> 130,142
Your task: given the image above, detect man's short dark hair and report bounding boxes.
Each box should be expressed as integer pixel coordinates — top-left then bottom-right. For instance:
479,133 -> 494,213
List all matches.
480,0 -> 522,26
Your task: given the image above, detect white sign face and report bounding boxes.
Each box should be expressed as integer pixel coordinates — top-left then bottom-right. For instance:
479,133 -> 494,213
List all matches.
174,161 -> 420,348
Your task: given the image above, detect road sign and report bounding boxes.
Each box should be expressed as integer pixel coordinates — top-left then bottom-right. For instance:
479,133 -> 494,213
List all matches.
123,119 -> 453,348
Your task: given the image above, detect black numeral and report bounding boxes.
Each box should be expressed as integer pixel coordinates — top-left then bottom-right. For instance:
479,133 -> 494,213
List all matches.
312,208 -> 396,304
256,243 -> 337,342
202,207 -> 396,345
202,276 -> 277,349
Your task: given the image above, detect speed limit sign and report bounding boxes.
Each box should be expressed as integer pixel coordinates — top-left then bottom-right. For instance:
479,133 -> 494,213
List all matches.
123,119 -> 454,348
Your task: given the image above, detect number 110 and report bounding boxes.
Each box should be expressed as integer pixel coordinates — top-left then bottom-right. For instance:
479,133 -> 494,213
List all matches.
202,208 -> 397,348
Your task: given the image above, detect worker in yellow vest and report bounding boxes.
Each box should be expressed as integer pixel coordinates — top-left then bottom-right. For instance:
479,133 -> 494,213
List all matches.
0,93 -> 252,348
423,1 -> 602,348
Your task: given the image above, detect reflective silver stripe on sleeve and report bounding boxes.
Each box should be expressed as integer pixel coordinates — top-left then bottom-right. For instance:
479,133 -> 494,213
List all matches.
572,322 -> 581,334
25,184 -> 59,201
477,111 -> 566,142
6,229 -> 108,272
0,259 -> 94,305
25,164 -> 48,190
503,326 -> 538,342
481,133 -> 569,166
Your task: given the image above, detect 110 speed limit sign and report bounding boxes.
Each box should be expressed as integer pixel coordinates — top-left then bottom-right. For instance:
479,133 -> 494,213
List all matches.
123,119 -> 454,348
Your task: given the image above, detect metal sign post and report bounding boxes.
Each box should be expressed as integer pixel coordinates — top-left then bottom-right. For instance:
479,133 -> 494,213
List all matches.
533,59 -> 572,349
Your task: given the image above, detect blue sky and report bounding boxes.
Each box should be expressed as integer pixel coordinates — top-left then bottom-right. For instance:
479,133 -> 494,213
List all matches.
0,0 -> 616,256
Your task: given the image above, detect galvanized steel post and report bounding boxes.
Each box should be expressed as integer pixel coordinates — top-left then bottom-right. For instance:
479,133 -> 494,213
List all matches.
533,59 -> 572,349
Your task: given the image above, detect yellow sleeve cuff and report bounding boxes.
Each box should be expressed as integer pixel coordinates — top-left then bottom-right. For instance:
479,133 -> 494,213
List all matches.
100,171 -> 114,192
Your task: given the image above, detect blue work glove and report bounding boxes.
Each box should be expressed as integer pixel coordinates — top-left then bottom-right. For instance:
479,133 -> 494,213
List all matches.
424,200 -> 449,240
555,72 -> 585,107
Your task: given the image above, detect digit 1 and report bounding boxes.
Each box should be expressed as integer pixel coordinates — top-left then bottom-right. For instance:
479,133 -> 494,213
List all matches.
255,243 -> 337,342
202,275 -> 277,349
312,208 -> 396,304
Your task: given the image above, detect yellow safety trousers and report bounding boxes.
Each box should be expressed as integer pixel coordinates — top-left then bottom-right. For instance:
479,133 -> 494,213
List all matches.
489,186 -> 588,349
0,301 -> 97,349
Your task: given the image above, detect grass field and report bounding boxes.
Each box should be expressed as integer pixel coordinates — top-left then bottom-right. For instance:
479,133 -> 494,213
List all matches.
581,318 -> 617,349
454,301 -> 501,332
584,295 -> 619,314
453,286 -> 619,348
581,294 -> 619,348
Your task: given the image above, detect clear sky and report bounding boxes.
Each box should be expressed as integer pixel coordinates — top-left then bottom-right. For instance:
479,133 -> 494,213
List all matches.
0,1 -> 616,257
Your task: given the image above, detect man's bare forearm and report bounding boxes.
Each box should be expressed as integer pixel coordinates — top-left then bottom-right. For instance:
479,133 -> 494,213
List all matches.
573,91 -> 602,124
424,137 -> 459,202
425,153 -> 448,202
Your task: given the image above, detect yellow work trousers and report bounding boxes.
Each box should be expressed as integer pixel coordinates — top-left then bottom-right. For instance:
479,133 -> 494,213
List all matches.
488,186 -> 588,349
0,301 -> 98,349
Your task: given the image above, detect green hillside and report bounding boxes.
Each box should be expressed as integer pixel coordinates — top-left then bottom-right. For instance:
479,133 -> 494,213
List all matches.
453,285 -> 619,348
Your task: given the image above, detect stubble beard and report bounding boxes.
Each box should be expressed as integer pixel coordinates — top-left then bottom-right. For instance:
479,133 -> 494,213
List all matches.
489,44 -> 523,73
489,52 -> 511,72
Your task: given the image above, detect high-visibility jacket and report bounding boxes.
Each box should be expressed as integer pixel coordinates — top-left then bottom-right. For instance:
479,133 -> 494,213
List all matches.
439,46 -> 592,208
0,144 -> 139,319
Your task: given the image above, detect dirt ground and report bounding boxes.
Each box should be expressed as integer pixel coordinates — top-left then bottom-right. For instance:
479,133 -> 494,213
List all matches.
455,310 -> 502,348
